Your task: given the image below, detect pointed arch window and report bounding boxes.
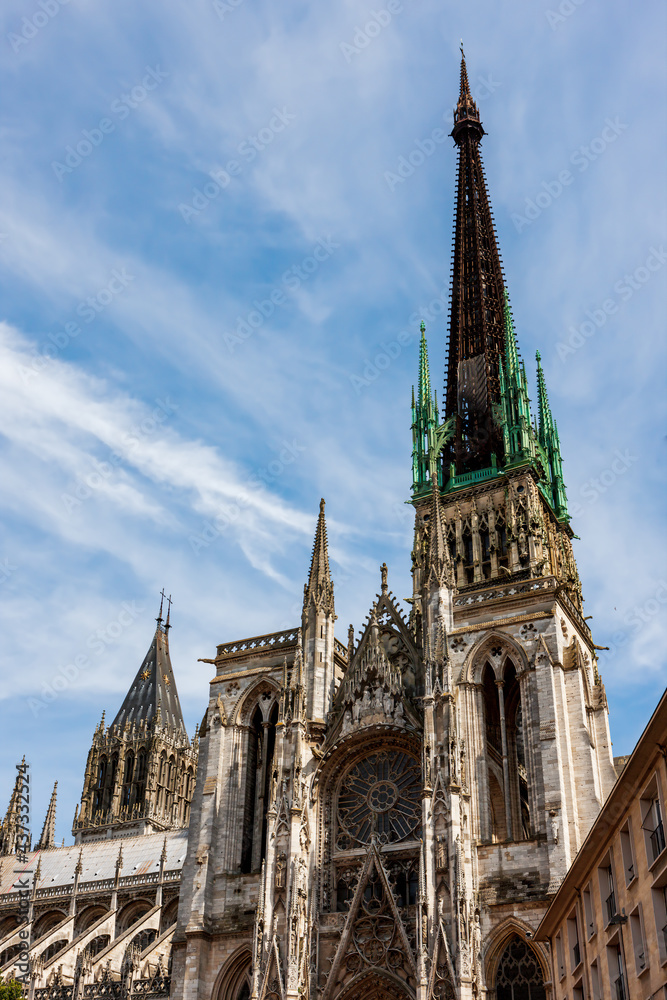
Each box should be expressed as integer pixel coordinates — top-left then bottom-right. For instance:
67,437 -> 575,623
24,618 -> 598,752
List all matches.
241,700 -> 278,874
135,751 -> 148,807
495,936 -> 546,1000
482,659 -> 531,843
122,752 -> 135,809
94,757 -> 107,812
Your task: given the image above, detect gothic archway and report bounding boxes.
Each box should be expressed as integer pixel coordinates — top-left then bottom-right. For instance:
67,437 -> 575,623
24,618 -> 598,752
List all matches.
494,935 -> 546,1000
335,970 -> 414,1000
211,946 -> 251,1000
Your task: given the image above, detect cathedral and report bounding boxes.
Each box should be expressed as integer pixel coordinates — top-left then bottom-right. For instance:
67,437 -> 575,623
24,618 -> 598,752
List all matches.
1,52 -> 620,1000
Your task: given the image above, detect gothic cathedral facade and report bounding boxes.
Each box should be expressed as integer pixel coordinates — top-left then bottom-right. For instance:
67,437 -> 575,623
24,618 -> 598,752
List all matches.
171,54 -> 618,1000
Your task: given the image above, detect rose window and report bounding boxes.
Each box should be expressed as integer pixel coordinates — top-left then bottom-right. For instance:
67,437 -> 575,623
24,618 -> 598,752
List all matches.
336,750 -> 421,849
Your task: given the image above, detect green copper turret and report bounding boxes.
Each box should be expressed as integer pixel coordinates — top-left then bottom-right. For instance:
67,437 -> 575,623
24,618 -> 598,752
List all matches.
536,351 -> 568,520
412,323 -> 440,497
498,293 -> 536,466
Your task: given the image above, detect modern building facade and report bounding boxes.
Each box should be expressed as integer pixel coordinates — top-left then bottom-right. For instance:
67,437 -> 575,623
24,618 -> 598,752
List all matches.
170,54 -> 619,1000
535,689 -> 667,1000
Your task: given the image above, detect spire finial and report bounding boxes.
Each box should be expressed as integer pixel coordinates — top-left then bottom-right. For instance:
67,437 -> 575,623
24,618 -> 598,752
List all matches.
418,323 -> 431,406
165,593 -> 172,631
303,498 -> 335,616
380,562 -> 388,595
157,588 -> 166,624
36,781 -> 58,851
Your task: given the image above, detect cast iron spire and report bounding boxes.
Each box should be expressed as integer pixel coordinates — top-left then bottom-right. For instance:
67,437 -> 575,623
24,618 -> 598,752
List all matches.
445,47 -> 507,471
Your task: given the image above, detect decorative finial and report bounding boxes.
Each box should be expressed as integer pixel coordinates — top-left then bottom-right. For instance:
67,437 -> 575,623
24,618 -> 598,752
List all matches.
380,562 -> 388,594
420,320 -> 426,335
157,588 -> 166,623
165,593 -> 173,631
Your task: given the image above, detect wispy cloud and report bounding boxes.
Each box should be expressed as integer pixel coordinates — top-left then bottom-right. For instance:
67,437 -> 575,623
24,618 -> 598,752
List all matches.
0,0 -> 665,843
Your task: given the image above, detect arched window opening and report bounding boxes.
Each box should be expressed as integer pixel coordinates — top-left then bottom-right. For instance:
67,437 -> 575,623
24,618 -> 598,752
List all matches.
94,757 -> 107,812
157,752 -> 168,813
182,768 -> 194,824
483,665 -> 501,757
135,751 -> 148,809
504,663 -> 530,840
482,658 -> 530,844
0,916 -> 20,939
241,700 -> 278,874
483,663 -> 506,843
33,911 -> 65,943
0,943 -> 23,967
122,752 -> 135,809
85,935 -> 110,959
480,525 -> 491,578
102,754 -> 118,813
165,756 -> 176,816
40,939 -> 68,964
463,527 -> 474,583
129,928 -> 157,955
118,901 -> 152,935
160,899 -> 179,935
496,517 -> 509,572
495,935 -> 546,1000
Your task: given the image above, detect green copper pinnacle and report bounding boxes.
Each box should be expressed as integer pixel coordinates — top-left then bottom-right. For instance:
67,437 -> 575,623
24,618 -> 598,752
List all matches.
410,299 -> 569,523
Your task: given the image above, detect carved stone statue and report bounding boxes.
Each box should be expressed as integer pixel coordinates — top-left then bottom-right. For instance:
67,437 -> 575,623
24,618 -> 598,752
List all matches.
472,909 -> 482,973
550,810 -> 559,844
275,853 -> 286,889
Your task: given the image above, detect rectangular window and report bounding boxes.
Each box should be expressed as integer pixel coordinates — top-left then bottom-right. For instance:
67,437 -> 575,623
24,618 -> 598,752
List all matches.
598,856 -> 617,926
590,960 -> 601,1000
583,883 -> 595,938
573,982 -> 584,1000
641,773 -> 666,865
555,931 -> 565,980
620,821 -> 636,885
629,904 -> 648,975
651,881 -> 667,965
567,909 -> 581,971
606,941 -> 626,1000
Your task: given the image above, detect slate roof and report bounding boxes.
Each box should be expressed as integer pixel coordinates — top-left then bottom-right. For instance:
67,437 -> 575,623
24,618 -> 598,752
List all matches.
0,829 -> 188,895
111,623 -> 187,740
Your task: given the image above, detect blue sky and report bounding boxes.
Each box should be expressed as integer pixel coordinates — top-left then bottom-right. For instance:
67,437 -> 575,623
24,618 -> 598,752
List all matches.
0,0 -> 665,847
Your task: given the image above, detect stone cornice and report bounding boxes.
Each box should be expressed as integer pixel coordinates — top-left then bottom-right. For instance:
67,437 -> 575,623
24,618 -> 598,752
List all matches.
450,610 -> 554,635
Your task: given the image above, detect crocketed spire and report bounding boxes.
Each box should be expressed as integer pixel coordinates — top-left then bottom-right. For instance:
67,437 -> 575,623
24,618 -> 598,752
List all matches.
303,499 -> 335,616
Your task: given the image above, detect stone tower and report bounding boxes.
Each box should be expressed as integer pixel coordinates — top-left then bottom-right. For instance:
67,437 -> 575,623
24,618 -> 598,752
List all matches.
73,596 -> 199,842
172,52 -> 617,1000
